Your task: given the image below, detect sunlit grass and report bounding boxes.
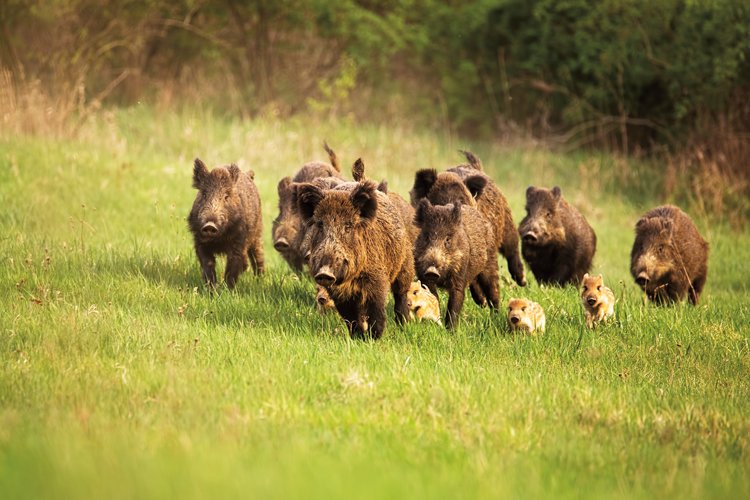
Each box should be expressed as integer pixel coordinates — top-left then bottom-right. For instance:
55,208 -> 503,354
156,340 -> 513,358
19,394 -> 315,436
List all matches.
0,107 -> 748,499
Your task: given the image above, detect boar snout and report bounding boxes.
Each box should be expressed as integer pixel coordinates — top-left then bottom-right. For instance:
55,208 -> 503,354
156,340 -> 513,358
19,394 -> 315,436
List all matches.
586,296 -> 597,306
424,266 -> 440,281
315,266 -> 336,287
201,222 -> 219,236
522,231 -> 538,243
510,315 -> 520,324
274,237 -> 290,251
636,272 -> 650,287
317,293 -> 330,306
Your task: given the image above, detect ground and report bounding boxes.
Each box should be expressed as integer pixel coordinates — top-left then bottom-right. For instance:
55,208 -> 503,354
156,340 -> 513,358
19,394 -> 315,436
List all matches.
0,107 -> 748,499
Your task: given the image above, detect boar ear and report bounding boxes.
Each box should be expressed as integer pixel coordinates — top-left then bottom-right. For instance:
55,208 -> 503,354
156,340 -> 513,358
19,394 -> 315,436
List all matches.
459,150 -> 483,170
411,169 -> 438,204
246,169 -> 255,181
661,219 -> 674,237
449,202 -> 462,223
323,141 -> 340,172
297,183 -> 325,221
552,186 -> 562,199
415,198 -> 432,226
351,181 -> 378,221
227,164 -> 241,184
464,175 -> 487,199
583,273 -> 589,281
193,158 -> 209,189
278,176 -> 292,197
352,158 -> 365,182
525,186 -> 536,199
377,180 -> 388,193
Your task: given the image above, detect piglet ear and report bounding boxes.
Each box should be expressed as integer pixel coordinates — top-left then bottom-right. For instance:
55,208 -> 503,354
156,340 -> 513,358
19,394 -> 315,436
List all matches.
410,169 -> 438,206
227,164 -> 241,184
193,158 -> 209,189
278,176 -> 292,197
297,183 -> 325,221
415,198 -> 431,227
352,158 -> 366,182
464,175 -> 487,200
552,186 -> 562,199
450,202 -> 462,223
351,180 -> 378,221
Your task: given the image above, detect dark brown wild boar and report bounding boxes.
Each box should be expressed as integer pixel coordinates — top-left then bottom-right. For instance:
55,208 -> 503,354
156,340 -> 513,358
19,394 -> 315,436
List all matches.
298,180 -> 414,339
414,200 -> 500,328
272,143 -> 343,271
410,150 -> 526,287
630,205 -> 708,305
188,158 -> 263,289
518,186 -> 596,286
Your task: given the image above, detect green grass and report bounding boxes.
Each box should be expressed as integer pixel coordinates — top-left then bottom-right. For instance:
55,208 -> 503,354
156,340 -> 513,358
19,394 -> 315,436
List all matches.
1,107 -> 749,499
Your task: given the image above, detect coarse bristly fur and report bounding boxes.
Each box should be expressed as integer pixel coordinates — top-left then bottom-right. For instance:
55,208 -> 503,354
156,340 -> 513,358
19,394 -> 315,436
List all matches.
188,158 -> 263,289
406,280 -> 441,324
580,273 -> 615,328
409,151 -> 526,288
298,180 -> 415,340
272,143 -> 343,272
507,298 -> 545,334
630,205 -> 709,305
413,199 -> 499,329
518,186 -> 597,286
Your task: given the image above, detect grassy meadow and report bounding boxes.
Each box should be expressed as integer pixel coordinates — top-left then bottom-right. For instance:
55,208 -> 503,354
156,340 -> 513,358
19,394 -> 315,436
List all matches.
1,107 -> 749,499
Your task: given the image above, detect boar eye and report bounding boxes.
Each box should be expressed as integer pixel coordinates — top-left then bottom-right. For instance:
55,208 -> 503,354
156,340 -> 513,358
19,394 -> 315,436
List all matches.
597,286 -> 602,291
545,211 -> 553,220
316,221 -> 324,229
582,286 -> 587,292
224,192 -> 231,201
344,222 -> 354,231
521,306 -> 526,311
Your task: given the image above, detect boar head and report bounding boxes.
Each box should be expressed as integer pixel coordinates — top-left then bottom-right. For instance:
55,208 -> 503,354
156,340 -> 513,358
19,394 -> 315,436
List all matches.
190,158 -> 243,242
298,180 -> 379,288
413,199 -> 464,285
519,186 -> 566,246
631,216 -> 677,294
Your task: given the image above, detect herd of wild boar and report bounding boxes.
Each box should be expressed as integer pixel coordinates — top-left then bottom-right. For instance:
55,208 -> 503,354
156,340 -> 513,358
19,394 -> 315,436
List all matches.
188,144 -> 709,339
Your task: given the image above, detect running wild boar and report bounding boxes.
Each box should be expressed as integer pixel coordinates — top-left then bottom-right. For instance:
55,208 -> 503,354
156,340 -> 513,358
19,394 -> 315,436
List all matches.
518,186 -> 596,286
630,205 -> 708,305
188,159 -> 263,289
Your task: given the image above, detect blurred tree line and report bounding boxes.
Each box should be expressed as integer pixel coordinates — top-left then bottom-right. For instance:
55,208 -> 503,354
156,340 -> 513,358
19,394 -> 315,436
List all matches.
1,0 -> 749,155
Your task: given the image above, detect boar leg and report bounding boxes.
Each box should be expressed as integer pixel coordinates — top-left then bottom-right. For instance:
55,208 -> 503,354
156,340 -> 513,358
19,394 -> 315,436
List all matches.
224,251 -> 249,289
501,244 -> 527,287
391,265 -> 414,325
365,300 -> 388,340
248,242 -> 265,275
549,262 -> 573,286
477,268 -> 500,309
196,246 -> 217,288
445,283 -> 466,329
469,281 -> 487,307
335,299 -> 364,339
689,275 -> 706,305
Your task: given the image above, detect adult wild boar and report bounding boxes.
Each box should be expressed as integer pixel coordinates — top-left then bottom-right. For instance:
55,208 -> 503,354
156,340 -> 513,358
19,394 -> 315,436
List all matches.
410,151 -> 526,287
414,199 -> 499,329
630,205 -> 708,304
272,143 -> 343,271
518,186 -> 596,286
298,180 -> 414,339
188,158 -> 263,289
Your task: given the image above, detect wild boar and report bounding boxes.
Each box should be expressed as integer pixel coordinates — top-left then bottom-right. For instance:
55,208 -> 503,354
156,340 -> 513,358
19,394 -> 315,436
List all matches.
409,150 -> 526,287
298,180 -> 414,339
630,205 -> 708,305
188,158 -> 263,289
272,143 -> 343,271
507,298 -> 546,334
413,200 -> 500,329
518,186 -> 596,286
316,285 -> 336,313
580,273 -> 615,328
